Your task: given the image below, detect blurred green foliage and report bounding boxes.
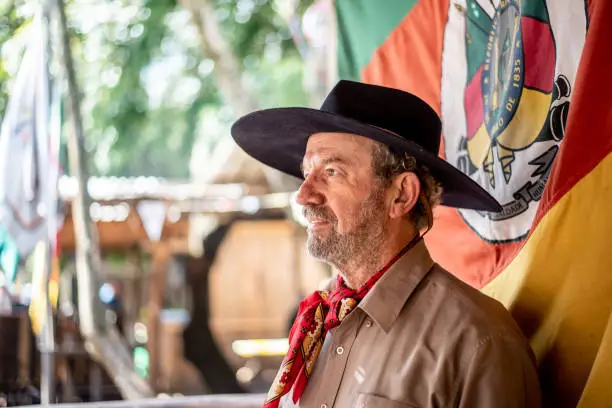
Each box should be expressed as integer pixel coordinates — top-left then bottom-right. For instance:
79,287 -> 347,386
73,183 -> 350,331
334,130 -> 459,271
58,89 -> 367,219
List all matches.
0,0 -> 313,178
0,1 -> 26,116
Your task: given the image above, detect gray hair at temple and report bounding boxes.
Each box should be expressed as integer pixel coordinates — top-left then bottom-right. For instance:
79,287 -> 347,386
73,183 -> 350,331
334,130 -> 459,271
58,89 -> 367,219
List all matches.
371,142 -> 443,231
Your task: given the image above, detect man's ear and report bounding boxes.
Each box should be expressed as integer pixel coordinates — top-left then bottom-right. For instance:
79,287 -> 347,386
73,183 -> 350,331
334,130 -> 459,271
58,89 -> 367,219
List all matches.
388,172 -> 420,219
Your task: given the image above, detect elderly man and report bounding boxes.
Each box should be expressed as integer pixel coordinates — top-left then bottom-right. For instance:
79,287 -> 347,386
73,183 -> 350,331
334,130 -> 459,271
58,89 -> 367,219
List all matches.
232,81 -> 540,407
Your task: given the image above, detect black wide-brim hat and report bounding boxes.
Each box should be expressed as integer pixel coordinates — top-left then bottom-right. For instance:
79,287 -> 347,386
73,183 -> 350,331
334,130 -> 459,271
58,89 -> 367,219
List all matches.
231,80 -> 501,212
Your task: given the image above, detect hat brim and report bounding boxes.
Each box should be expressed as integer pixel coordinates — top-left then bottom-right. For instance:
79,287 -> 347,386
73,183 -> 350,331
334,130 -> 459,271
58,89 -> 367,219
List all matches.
231,108 -> 501,212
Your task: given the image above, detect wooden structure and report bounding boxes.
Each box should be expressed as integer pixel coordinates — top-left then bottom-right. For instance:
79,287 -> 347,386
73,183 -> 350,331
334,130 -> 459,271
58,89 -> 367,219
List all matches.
209,220 -> 328,382
40,176 -> 321,399
0,310 -> 124,404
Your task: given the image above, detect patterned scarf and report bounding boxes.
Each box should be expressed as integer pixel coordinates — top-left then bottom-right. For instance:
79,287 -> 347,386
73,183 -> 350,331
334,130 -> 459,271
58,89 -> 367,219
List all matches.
263,235 -> 422,407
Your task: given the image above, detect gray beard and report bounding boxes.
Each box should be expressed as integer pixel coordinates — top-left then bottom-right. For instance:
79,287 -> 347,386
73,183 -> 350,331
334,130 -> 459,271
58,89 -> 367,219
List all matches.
305,187 -> 386,273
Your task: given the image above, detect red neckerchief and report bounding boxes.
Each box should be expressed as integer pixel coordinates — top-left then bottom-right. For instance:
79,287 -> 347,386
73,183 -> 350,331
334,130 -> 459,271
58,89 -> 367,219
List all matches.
263,234 -> 422,407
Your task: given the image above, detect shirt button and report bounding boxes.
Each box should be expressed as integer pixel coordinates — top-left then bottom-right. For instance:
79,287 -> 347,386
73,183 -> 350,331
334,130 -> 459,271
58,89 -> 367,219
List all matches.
320,404 -> 328,408
365,319 -> 372,328
336,346 -> 344,355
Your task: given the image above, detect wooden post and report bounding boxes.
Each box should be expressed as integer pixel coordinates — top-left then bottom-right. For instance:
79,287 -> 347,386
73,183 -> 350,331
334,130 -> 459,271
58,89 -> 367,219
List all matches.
17,313 -> 31,392
89,363 -> 102,401
146,244 -> 170,392
52,0 -> 153,399
57,359 -> 77,402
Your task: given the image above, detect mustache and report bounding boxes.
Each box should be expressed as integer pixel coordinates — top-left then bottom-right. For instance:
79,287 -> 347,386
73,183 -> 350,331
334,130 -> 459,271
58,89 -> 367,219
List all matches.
303,206 -> 337,222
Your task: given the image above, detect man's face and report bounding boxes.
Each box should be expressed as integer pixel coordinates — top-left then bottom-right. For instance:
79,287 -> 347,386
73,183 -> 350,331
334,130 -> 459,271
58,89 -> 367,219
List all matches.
296,132 -> 389,269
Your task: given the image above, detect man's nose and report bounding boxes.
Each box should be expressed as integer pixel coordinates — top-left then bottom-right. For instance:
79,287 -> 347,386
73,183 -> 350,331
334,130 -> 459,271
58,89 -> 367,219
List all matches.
296,174 -> 324,206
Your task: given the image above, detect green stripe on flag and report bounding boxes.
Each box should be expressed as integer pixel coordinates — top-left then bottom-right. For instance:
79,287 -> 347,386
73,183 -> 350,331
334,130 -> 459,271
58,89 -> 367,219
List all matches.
466,1 -> 492,81
521,0 -> 549,21
336,0 -> 419,81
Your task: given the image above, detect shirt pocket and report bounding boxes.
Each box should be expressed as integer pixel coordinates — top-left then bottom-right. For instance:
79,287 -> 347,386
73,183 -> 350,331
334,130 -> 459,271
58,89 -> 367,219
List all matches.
353,393 -> 421,408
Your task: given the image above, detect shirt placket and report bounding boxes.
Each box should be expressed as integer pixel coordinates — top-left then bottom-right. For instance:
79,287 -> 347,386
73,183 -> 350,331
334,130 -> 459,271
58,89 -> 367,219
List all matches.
313,311 -> 363,408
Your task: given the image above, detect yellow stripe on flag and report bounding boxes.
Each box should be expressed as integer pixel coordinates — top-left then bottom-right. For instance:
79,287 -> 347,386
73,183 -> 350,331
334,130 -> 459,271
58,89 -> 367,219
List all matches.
577,314 -> 612,407
484,152 -> 612,407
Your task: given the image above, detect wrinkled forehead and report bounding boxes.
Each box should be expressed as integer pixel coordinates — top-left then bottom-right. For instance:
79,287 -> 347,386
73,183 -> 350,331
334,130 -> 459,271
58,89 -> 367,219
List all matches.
302,132 -> 376,164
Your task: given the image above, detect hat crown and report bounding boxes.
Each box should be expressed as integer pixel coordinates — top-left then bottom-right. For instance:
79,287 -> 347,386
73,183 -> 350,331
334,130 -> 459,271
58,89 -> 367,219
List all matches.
320,80 -> 441,155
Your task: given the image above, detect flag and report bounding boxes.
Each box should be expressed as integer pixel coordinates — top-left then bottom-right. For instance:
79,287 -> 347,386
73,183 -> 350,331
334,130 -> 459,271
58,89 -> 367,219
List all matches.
0,13 -> 61,336
0,13 -> 58,259
336,0 -> 611,406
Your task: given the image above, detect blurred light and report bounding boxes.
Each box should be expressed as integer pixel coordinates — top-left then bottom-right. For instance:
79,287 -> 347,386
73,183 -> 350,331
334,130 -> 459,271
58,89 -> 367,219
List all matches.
102,66 -> 122,87
215,8 -> 230,22
134,176 -> 147,194
261,192 -> 291,209
134,322 -> 148,343
232,338 -> 289,358
60,302 -> 74,317
90,202 -> 130,223
101,205 -> 115,222
241,196 -> 260,214
99,283 -> 116,303
236,366 -> 256,384
235,0 -> 255,23
130,23 -> 144,39
58,175 -> 78,199
235,13 -> 251,24
20,283 -> 32,305
134,346 -> 149,379
198,59 -> 215,76
160,309 -> 191,325
36,202 -> 46,217
90,202 -> 101,221
116,202 -> 130,221
138,7 -> 152,20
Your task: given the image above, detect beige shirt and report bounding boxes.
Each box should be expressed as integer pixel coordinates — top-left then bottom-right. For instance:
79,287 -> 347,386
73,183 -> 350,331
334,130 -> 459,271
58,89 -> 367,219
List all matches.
282,241 -> 540,408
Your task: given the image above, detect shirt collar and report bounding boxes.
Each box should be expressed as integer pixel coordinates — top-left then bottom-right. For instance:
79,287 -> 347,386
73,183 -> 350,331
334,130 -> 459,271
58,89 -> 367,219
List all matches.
358,239 -> 434,333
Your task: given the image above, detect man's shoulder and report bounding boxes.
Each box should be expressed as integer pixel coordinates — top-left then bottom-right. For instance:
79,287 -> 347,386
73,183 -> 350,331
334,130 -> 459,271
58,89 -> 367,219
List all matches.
403,263 -> 527,344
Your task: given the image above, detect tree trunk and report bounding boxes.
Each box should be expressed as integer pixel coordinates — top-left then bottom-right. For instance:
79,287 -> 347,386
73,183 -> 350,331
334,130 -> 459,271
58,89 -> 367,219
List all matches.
179,0 -> 299,193
53,0 -> 153,399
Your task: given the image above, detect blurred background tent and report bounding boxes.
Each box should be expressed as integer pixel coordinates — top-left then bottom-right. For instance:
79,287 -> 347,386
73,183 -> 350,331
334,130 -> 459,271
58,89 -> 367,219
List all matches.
335,0 -> 611,407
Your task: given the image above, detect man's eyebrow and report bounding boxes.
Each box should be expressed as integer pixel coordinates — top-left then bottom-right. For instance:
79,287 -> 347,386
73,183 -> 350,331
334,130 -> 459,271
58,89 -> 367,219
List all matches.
321,156 -> 348,166
301,156 -> 348,174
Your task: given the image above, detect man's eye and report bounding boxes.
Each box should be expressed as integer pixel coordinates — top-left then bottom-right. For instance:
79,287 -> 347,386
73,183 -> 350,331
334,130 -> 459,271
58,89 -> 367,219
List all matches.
325,168 -> 337,177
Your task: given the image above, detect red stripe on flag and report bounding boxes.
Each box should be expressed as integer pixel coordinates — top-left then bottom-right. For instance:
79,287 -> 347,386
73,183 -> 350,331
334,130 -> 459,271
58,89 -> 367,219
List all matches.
522,16 -> 556,92
464,66 -> 484,139
532,0 -> 612,228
